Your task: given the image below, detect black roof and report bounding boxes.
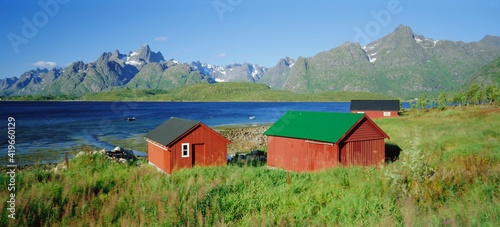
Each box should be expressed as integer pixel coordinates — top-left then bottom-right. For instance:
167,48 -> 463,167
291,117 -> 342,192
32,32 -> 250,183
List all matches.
350,100 -> 400,111
145,117 -> 200,146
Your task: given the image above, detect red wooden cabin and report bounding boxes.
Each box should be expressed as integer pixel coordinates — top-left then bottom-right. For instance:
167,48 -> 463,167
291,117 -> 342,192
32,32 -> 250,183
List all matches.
350,100 -> 400,118
145,117 -> 230,174
264,111 -> 389,172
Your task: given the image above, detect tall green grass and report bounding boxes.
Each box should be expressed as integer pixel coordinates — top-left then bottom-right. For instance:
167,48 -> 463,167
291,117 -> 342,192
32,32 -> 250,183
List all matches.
1,105 -> 499,226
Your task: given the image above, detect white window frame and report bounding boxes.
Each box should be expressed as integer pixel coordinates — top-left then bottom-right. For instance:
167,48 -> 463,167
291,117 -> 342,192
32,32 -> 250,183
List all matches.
181,143 -> 190,157
383,111 -> 391,117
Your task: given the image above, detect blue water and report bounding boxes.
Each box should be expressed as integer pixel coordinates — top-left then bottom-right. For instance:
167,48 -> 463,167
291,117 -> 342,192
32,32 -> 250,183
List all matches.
0,101 -> 365,165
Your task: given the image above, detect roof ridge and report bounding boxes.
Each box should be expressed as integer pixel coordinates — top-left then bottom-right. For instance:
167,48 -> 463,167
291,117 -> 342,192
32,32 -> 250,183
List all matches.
169,116 -> 200,122
264,111 -> 364,143
145,117 -> 201,146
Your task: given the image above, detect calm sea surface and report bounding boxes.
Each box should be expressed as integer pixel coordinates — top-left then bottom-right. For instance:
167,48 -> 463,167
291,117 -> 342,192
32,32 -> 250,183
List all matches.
1,101 -> 366,165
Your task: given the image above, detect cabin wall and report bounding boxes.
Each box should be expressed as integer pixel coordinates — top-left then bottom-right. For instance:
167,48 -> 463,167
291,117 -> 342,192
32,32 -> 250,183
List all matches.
343,118 -> 387,141
351,110 -> 398,118
267,136 -> 338,172
170,125 -> 228,172
147,141 -> 172,174
339,117 -> 387,166
339,139 -> 385,166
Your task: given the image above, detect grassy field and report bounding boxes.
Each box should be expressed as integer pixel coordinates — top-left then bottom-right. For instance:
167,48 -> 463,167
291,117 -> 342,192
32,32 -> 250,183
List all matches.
1,105 -> 499,226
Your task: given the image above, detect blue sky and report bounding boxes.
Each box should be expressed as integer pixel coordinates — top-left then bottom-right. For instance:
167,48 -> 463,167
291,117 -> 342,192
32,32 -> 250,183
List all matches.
1,0 -> 499,79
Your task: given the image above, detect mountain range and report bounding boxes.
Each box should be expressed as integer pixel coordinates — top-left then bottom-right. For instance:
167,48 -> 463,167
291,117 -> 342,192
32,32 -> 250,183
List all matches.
261,25 -> 500,97
1,25 -> 499,98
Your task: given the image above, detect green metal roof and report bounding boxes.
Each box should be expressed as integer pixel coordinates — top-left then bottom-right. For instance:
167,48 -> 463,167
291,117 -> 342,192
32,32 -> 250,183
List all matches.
145,117 -> 200,146
263,111 -> 364,143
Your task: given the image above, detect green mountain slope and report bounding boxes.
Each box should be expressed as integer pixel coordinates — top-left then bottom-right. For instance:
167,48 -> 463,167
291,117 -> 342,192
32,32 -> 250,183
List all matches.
261,25 -> 500,98
2,25 -> 499,99
467,57 -> 500,86
81,82 -> 392,101
125,61 -> 209,90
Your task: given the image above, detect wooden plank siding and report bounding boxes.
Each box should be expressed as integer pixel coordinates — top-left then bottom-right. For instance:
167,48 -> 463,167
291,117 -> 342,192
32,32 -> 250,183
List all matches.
265,111 -> 390,172
148,123 -> 228,174
342,118 -> 387,142
147,140 -> 171,173
351,110 -> 398,119
339,139 -> 385,166
267,136 -> 338,172
340,117 -> 387,166
169,124 -> 228,173
350,100 -> 400,119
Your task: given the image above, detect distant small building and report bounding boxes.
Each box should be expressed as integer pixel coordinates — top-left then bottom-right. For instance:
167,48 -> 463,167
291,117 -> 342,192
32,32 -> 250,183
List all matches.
145,117 -> 230,174
264,111 -> 389,172
350,100 -> 400,118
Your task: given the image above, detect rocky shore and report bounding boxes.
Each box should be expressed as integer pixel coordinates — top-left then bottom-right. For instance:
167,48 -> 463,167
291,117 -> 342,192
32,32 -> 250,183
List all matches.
15,125 -> 270,173
217,125 -> 270,153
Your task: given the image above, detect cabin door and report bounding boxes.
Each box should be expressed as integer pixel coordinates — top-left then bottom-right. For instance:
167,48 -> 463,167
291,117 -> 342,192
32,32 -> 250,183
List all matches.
340,142 -> 362,166
347,141 -> 363,166
192,144 -> 205,166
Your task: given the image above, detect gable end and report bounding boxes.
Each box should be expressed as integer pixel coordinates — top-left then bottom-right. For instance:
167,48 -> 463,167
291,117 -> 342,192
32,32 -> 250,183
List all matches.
339,116 -> 390,142
168,123 -> 231,147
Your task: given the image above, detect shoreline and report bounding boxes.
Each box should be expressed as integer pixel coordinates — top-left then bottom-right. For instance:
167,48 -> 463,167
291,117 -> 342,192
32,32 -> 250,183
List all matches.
1,99 -> 353,103
4,123 -> 271,168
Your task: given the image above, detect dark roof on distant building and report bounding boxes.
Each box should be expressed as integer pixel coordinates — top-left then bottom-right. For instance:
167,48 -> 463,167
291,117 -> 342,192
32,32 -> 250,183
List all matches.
264,111 -> 365,143
145,117 -> 200,146
350,100 -> 400,111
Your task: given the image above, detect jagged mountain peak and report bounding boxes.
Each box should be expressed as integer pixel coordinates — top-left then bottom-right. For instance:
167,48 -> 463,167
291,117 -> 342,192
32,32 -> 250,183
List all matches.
480,35 -> 500,48
97,52 -> 113,62
261,24 -> 500,96
394,24 -> 414,34
111,50 -> 123,58
2,25 -> 500,98
126,44 -> 165,67
68,61 -> 85,71
135,44 -> 152,56
372,24 -> 416,44
190,61 -> 268,83
276,57 -> 295,68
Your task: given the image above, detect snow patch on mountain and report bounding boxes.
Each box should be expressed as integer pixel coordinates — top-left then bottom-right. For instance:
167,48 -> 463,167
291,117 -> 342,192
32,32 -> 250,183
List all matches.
126,60 -> 141,66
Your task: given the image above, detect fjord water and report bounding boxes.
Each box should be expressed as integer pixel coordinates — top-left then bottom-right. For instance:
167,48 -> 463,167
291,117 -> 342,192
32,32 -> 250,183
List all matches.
1,101 -> 352,165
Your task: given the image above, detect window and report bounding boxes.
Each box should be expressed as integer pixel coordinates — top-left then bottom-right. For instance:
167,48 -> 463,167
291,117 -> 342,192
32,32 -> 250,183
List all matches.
181,143 -> 189,157
383,111 -> 391,117
357,111 -> 364,114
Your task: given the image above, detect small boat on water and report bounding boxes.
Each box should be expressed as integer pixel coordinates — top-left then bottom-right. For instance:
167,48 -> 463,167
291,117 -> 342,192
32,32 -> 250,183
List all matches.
249,116 -> 255,120
127,117 -> 136,121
